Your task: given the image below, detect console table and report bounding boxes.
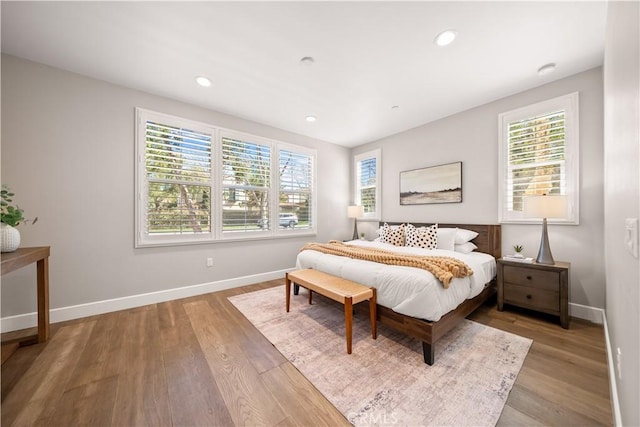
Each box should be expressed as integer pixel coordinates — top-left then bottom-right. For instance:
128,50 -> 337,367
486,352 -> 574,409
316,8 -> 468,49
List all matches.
1,246 -> 51,345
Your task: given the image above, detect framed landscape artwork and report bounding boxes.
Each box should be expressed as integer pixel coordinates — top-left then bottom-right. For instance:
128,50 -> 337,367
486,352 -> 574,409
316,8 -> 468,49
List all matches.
400,162 -> 462,205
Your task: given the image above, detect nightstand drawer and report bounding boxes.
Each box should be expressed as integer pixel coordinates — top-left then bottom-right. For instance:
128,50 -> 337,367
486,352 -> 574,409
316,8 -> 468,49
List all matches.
503,265 -> 559,291
503,283 -> 559,313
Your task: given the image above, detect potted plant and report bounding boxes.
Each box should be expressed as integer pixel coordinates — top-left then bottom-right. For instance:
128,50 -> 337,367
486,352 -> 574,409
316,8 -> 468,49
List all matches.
360,232 -> 366,240
1,186 -> 37,252
513,245 -> 524,258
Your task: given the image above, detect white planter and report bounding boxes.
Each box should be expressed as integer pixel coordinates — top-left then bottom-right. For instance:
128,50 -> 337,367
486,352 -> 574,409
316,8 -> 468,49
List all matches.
1,223 -> 21,252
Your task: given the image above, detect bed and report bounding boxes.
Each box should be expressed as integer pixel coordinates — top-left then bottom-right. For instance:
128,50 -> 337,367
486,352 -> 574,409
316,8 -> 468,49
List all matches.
295,222 -> 501,365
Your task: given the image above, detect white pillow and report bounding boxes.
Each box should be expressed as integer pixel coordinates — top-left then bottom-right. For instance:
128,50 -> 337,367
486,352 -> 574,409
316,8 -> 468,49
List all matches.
455,228 -> 479,244
454,241 -> 478,254
436,226 -> 456,251
406,224 -> 437,249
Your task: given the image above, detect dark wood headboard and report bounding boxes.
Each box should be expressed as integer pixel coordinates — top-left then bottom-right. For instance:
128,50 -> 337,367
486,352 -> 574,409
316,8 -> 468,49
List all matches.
379,222 -> 502,259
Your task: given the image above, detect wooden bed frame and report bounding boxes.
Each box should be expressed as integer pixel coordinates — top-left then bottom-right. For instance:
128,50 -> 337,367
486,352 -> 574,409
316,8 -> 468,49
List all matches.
374,222 -> 501,365
296,222 -> 501,365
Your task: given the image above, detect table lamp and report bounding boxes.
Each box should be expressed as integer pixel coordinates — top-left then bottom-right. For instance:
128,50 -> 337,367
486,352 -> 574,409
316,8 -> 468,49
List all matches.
347,205 -> 364,240
524,194 -> 567,265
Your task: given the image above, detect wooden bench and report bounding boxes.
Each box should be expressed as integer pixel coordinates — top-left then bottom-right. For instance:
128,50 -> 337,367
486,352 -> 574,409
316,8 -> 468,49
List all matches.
285,269 -> 377,354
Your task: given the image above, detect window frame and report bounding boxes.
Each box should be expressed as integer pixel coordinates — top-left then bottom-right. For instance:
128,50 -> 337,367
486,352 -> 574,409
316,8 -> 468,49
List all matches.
135,108 -> 216,247
497,92 -> 580,224
218,129 -> 274,240
277,142 -> 317,236
135,108 -> 317,247
354,148 -> 381,221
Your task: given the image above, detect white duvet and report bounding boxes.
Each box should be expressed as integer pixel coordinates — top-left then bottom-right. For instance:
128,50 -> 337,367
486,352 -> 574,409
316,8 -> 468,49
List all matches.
296,240 -> 496,322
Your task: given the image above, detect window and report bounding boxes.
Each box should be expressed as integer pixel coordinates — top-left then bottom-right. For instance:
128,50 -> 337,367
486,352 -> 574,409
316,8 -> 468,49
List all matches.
498,92 -> 579,223
221,133 -> 271,234
279,147 -> 314,231
136,110 -> 214,246
354,149 -> 381,220
136,108 -> 316,247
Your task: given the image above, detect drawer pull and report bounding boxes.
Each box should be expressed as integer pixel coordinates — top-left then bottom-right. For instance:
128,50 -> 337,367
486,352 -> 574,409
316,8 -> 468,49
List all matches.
526,294 -> 532,300
526,275 -> 532,280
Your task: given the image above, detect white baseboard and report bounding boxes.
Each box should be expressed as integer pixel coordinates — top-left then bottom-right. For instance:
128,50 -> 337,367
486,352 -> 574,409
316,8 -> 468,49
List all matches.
602,310 -> 623,427
569,302 -> 604,324
572,307 -> 622,426
1,268 -> 292,333
2,280 -> 607,332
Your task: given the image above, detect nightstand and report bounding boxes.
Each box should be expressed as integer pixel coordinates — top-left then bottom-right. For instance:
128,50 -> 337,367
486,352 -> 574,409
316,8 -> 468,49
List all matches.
497,259 -> 570,329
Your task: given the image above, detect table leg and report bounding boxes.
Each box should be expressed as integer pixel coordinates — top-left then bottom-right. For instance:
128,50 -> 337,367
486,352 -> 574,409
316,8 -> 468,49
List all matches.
36,257 -> 50,343
308,289 -> 313,305
345,296 -> 353,354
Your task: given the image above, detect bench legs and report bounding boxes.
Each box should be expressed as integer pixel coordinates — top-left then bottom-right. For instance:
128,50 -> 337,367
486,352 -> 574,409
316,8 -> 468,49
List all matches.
286,275 -> 377,355
285,273 -> 291,312
345,297 -> 353,353
342,290 -> 377,354
370,288 -> 377,340
286,273 -> 311,311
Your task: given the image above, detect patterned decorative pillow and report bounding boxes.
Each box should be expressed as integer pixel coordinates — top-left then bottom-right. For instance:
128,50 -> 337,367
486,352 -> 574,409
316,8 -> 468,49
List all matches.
379,223 -> 406,246
405,223 -> 437,249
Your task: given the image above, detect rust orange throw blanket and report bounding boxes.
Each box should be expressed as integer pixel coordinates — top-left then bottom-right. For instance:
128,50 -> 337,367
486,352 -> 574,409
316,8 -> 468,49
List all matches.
301,241 -> 473,288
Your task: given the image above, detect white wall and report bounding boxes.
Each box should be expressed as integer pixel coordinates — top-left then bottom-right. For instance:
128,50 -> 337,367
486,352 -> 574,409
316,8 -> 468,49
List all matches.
603,2 -> 640,425
353,68 -> 605,311
1,55 -> 351,319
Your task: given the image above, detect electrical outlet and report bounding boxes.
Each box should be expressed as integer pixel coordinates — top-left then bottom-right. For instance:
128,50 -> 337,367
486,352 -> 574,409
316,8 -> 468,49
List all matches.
616,347 -> 622,380
624,218 -> 638,258
206,257 -> 213,267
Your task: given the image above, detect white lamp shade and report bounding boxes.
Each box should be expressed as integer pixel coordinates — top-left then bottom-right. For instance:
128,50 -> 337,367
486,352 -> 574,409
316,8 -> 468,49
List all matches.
524,195 -> 568,219
347,205 -> 364,218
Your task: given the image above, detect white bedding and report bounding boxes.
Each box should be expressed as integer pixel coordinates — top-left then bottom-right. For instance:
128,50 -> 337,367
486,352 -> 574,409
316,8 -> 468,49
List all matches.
296,240 -> 496,322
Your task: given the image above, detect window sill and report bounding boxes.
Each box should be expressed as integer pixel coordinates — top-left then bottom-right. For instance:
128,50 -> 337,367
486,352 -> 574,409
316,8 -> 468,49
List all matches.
499,219 -> 579,225
135,230 -> 317,249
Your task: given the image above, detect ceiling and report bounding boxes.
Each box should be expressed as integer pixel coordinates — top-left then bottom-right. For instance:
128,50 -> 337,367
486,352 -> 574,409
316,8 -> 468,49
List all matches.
1,1 -> 606,148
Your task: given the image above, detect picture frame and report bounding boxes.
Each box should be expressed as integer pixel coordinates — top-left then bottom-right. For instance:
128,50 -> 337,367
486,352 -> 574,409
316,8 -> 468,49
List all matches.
400,161 -> 462,205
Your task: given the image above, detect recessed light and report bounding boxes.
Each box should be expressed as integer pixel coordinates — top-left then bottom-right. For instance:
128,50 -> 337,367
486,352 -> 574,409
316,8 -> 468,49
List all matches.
300,56 -> 315,66
195,76 -> 211,87
434,29 -> 457,47
537,63 -> 556,76
305,115 -> 317,122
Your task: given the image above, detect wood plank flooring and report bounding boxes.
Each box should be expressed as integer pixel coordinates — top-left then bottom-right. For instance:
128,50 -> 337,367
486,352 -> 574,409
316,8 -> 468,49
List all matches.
2,279 -> 612,426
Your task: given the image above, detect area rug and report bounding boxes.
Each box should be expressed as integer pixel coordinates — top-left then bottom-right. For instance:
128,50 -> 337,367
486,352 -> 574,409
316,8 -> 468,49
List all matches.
228,286 -> 532,426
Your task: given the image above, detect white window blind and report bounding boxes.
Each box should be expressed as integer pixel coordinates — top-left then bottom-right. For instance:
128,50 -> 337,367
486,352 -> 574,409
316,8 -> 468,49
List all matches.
136,108 -> 317,247
221,135 -> 271,233
140,112 -> 213,245
498,93 -> 579,223
279,148 -> 314,230
354,149 -> 381,220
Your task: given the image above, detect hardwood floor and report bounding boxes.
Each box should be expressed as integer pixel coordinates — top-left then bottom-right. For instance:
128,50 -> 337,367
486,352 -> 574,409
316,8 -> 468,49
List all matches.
1,280 -> 612,426
468,305 -> 612,426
